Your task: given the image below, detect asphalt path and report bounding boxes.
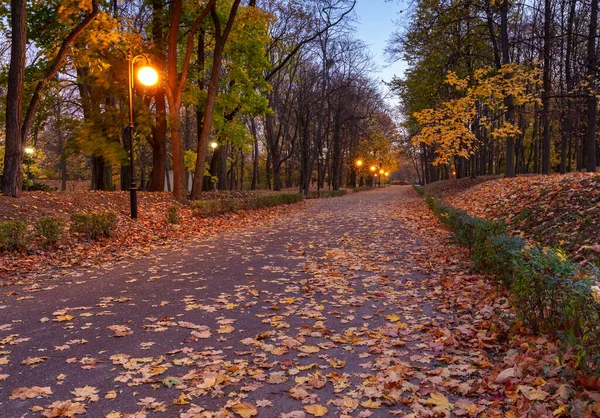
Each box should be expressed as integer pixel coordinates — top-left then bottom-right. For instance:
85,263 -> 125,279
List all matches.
0,186 -> 487,417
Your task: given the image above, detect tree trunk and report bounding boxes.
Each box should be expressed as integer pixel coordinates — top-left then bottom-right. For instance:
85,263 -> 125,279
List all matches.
165,0 -> 215,200
560,0 -> 577,174
191,0 -> 241,199
265,113 -> 283,191
586,0 -> 598,172
148,0 -> 167,191
2,0 -> 27,197
218,145 -> 227,191
149,91 -> 167,191
250,118 -> 259,190
501,0 -> 516,178
541,0 -> 552,174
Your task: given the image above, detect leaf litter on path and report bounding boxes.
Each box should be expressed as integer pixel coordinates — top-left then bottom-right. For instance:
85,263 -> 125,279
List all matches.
1,186 -> 598,416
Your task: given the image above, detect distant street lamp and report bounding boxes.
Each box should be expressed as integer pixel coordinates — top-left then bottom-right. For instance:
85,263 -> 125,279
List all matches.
24,147 -> 34,192
370,166 -> 376,187
127,53 -> 158,219
210,142 -> 218,190
355,160 -> 363,187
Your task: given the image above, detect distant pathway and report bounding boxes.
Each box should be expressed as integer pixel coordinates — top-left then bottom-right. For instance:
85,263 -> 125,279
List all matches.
0,186 -> 503,417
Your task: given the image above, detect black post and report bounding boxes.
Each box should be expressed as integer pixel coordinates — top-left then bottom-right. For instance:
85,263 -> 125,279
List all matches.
127,53 -> 138,219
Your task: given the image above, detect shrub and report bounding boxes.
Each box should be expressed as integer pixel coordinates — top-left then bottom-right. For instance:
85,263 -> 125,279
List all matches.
191,193 -> 303,217
191,200 -> 227,217
353,186 -> 374,193
306,190 -> 347,199
412,185 -> 425,196
509,247 -> 579,333
423,192 -> 600,370
35,216 -> 66,246
22,180 -> 56,192
472,234 -> 524,288
426,194 -> 505,249
0,220 -> 29,251
71,210 -> 118,240
166,206 -> 179,224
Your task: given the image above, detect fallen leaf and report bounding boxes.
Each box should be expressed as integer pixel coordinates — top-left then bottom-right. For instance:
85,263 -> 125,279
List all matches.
304,404 -> 328,417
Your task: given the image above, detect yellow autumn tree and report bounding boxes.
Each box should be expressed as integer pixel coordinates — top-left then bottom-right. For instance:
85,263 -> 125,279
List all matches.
413,63 -> 541,165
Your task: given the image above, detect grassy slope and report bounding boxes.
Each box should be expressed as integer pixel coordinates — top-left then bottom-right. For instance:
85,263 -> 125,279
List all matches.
426,173 -> 600,264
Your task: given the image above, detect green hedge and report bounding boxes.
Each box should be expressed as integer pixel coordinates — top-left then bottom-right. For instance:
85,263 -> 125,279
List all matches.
425,194 -> 600,371
0,220 -> 29,251
305,190 -> 347,199
166,206 -> 179,224
71,210 -> 118,240
412,184 -> 425,196
35,216 -> 66,246
353,186 -> 374,193
191,193 -> 303,217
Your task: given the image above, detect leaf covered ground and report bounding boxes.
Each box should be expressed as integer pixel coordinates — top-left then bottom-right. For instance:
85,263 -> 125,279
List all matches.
442,173 -> 600,264
0,191 -> 305,283
1,187 -> 599,417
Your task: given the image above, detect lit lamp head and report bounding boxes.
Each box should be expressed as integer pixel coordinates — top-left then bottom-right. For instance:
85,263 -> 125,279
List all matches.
137,66 -> 159,87
379,169 -> 384,175
24,147 -> 35,155
385,172 -> 389,176
370,166 -> 376,172
210,142 -> 218,150
356,159 -> 363,167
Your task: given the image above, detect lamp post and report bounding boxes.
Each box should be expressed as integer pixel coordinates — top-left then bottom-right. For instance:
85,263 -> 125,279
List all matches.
210,142 -> 218,190
24,147 -> 34,191
127,53 -> 158,219
355,159 -> 363,187
370,165 -> 376,187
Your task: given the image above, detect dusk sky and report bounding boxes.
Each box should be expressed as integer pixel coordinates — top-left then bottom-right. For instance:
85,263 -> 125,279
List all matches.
354,0 -> 407,105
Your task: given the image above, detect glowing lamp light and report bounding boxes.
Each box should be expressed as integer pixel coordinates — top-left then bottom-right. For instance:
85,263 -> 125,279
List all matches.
24,147 -> 34,155
379,169 -> 384,174
370,166 -> 376,172
356,160 -> 363,167
210,142 -> 218,149
137,66 -> 159,87
385,172 -> 389,176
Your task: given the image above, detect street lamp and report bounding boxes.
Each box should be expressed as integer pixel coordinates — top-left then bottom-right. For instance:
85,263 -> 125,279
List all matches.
127,53 -> 158,219
370,166 -> 376,187
24,147 -> 34,191
209,142 -> 218,190
355,160 -> 363,187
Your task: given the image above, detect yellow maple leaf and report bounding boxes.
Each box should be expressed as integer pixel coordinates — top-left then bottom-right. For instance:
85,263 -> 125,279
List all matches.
173,393 -> 189,405
304,404 -> 328,417
385,314 -> 400,322
361,399 -> 381,408
231,402 -> 258,418
298,345 -> 320,354
426,392 -> 453,410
